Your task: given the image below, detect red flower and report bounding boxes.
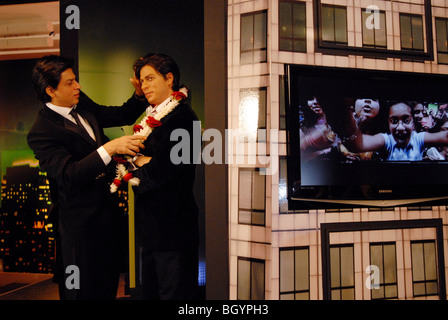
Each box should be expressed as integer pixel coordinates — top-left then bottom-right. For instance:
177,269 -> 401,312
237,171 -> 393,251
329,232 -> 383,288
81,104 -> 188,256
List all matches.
133,124 -> 143,133
113,179 -> 122,187
146,116 -> 161,128
122,172 -> 134,182
172,91 -> 186,101
113,155 -> 127,164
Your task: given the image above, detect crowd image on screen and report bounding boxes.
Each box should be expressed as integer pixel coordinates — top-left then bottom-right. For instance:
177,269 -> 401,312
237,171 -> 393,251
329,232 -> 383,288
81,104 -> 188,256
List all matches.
298,97 -> 448,162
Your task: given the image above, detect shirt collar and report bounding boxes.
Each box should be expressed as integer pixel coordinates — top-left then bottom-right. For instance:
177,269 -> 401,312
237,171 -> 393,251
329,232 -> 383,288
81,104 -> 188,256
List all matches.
146,96 -> 172,116
46,102 -> 76,120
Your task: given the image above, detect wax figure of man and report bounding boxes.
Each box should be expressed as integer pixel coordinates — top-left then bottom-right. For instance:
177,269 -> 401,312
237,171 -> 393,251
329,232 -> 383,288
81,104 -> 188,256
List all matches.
27,55 -> 147,300
131,53 -> 200,300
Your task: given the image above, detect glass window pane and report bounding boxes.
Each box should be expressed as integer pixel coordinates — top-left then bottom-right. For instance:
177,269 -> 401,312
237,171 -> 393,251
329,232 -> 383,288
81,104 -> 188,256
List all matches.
340,246 -> 354,287
362,11 -> 375,46
414,282 -> 426,296
254,49 -> 267,63
376,12 -> 387,47
252,210 -> 265,226
330,247 -> 340,287
384,244 -> 397,284
280,39 -> 293,51
252,171 -> 265,210
241,15 -> 254,51
254,12 -> 267,50
280,293 -> 294,300
251,261 -> 265,300
424,242 -> 437,281
412,16 -> 424,50
280,2 -> 292,38
371,285 -> 384,299
239,210 -> 252,224
385,284 -> 398,298
241,51 -> 253,64
400,15 -> 412,49
426,281 -> 438,295
293,2 -> 306,39
334,7 -> 347,43
280,250 -> 294,293
258,89 -> 266,129
436,19 -> 448,51
370,245 -> 384,283
293,39 -> 306,52
438,52 -> 448,64
238,259 -> 251,300
412,243 -> 425,282
295,248 -> 309,291
239,170 -> 252,209
295,292 -> 309,300
279,158 -> 288,212
341,288 -> 355,300
331,289 -> 340,300
322,6 -> 335,42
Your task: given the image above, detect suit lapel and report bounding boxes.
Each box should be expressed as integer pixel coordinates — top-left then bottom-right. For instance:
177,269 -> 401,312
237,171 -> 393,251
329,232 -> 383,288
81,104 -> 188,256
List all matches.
42,105 -> 98,147
77,109 -> 103,147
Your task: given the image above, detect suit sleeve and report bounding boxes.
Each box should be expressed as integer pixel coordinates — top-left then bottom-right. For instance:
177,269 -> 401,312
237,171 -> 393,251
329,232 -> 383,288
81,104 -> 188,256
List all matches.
78,91 -> 147,128
27,125 -> 107,189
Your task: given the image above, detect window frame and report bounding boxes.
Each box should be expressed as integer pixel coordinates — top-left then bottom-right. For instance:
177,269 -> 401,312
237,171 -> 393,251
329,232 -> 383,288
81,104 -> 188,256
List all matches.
278,0 -> 307,52
240,10 -> 268,64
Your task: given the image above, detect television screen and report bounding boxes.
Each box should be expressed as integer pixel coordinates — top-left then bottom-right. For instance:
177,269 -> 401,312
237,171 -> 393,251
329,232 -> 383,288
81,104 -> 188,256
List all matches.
286,65 -> 448,209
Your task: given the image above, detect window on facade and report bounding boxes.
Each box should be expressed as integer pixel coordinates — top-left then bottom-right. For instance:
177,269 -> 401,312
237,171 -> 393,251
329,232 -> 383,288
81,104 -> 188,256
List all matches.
400,14 -> 424,51
411,240 -> 438,297
362,9 -> 387,48
279,247 -> 310,300
369,242 -> 398,299
330,245 -> 355,300
237,257 -> 265,300
279,76 -> 287,130
239,88 -> 267,142
321,5 -> 347,45
241,11 -> 267,64
238,168 -> 265,226
436,18 -> 448,64
279,0 -> 306,52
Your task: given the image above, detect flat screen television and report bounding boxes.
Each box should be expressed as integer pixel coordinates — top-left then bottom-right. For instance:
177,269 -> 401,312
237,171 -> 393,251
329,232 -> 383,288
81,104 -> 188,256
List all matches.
286,65 -> 448,209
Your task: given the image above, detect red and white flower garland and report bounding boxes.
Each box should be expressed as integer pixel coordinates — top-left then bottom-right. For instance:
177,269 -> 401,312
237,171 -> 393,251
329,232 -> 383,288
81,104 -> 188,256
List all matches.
110,87 -> 188,193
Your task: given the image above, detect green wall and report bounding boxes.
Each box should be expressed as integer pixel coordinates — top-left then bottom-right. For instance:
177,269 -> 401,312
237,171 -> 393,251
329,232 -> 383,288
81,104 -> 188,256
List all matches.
78,0 -> 204,137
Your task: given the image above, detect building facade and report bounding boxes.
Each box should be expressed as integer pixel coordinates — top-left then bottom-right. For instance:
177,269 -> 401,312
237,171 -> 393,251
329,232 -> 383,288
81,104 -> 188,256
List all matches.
227,0 -> 448,300
0,162 -> 55,273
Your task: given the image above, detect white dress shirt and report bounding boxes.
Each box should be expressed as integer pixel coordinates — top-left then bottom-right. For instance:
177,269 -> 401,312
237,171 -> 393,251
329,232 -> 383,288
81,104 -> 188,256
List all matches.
46,102 -> 111,165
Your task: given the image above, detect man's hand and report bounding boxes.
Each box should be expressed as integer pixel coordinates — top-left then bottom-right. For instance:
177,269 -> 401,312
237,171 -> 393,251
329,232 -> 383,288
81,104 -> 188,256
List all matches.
104,135 -> 146,157
134,155 -> 152,167
130,72 -> 144,96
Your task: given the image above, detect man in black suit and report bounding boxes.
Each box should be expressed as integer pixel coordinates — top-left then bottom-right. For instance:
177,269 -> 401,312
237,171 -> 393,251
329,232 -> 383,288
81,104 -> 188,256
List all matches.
27,55 -> 147,299
131,54 -> 200,299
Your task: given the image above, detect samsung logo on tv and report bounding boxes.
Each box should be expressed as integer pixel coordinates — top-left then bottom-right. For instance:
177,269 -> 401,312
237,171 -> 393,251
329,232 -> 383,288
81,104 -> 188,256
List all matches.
378,189 -> 393,193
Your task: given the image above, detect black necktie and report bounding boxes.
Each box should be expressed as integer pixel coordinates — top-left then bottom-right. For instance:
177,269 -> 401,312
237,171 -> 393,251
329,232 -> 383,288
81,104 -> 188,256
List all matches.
70,108 -> 92,139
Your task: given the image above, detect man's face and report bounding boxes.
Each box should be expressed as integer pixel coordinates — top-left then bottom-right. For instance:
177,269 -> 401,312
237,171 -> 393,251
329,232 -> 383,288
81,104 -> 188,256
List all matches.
139,65 -> 173,106
47,68 -> 81,107
388,104 -> 414,147
354,98 -> 380,120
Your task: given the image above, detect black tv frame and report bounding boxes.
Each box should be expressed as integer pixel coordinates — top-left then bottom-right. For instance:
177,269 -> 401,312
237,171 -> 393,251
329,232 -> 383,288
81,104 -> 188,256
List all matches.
285,64 -> 448,210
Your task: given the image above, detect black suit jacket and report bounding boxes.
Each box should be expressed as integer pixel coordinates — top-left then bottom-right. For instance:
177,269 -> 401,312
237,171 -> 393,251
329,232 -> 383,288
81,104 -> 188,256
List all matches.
27,92 -> 147,242
133,102 -> 200,251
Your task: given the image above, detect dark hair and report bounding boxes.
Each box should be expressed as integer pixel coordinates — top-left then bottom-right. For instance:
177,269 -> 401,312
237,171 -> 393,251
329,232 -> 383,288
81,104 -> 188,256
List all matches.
133,53 -> 180,91
32,55 -> 74,103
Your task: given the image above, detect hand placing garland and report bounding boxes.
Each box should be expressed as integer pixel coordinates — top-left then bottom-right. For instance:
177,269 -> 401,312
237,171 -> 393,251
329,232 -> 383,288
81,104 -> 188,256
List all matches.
110,87 -> 188,193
